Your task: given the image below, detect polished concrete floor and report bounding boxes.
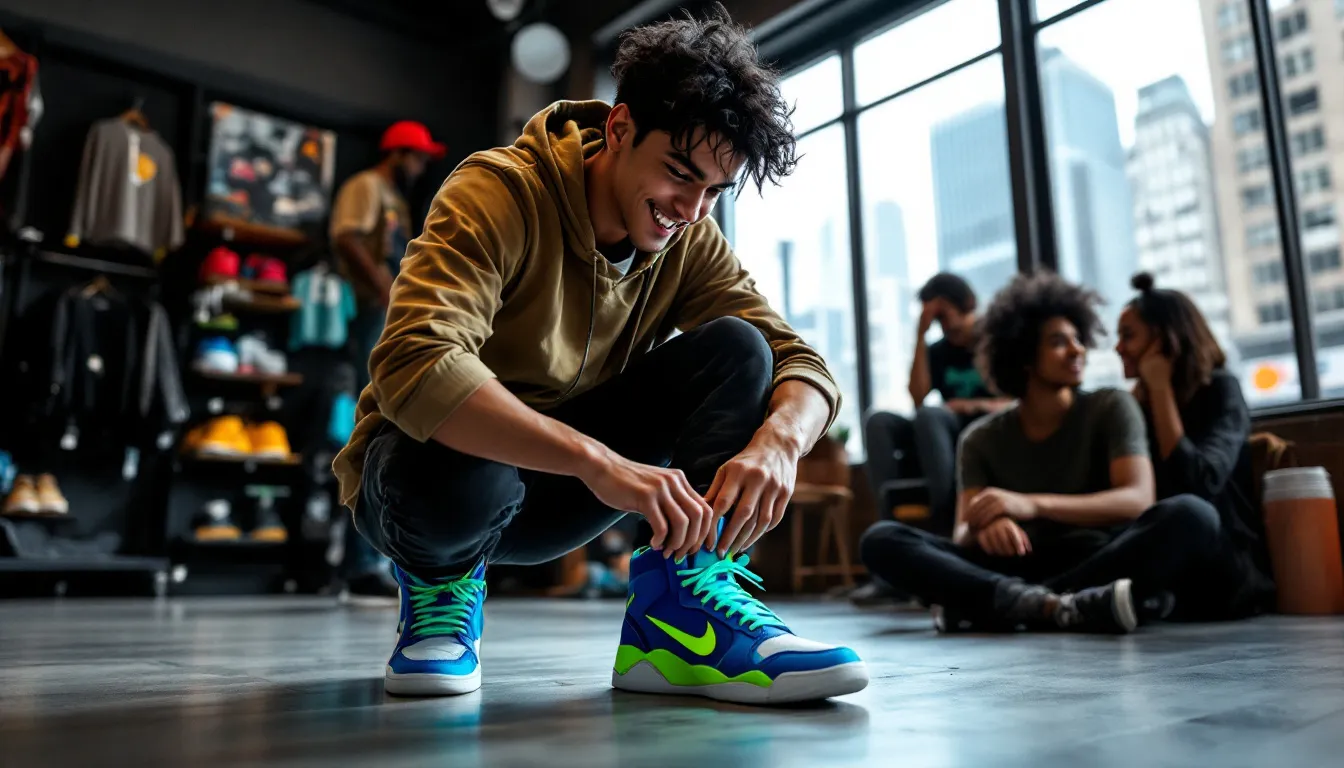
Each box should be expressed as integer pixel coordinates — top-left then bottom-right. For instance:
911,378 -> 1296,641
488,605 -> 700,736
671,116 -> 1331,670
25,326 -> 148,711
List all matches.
2,596 -> 1342,768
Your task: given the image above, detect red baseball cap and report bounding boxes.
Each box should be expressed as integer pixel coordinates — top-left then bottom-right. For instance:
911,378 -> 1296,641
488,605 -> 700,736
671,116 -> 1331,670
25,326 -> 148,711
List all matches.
380,121 -> 446,159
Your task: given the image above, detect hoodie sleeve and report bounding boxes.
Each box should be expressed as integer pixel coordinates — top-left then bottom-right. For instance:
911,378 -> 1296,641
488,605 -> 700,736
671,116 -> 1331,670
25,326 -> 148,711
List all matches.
670,217 -> 842,432
367,164 -> 525,442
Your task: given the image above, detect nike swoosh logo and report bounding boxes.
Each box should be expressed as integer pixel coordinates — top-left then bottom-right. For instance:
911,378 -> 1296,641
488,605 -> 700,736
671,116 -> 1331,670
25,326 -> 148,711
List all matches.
646,615 -> 715,656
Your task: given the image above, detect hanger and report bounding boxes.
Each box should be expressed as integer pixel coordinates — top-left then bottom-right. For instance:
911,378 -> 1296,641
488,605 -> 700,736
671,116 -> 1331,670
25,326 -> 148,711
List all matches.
79,274 -> 122,300
120,96 -> 149,130
0,28 -> 18,59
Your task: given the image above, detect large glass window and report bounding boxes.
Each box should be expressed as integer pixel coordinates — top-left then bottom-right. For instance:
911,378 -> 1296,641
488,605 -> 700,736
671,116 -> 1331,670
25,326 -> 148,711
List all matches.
733,123 -> 861,453
1036,0 -> 1299,402
853,0 -> 1000,106
1269,0 -> 1344,399
858,58 -> 1017,413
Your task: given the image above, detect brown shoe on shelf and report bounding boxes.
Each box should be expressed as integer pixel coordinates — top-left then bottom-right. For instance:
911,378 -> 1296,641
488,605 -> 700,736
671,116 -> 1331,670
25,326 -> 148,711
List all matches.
36,474 -> 69,515
3,475 -> 39,515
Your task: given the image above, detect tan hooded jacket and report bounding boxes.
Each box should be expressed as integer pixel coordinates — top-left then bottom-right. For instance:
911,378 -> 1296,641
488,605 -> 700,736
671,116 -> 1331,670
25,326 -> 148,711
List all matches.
333,101 -> 840,509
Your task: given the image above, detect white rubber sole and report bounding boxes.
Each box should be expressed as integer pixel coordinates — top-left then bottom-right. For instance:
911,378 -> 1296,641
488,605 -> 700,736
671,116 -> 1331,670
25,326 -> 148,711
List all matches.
612,660 -> 869,705
385,667 -> 481,697
1112,578 -> 1138,633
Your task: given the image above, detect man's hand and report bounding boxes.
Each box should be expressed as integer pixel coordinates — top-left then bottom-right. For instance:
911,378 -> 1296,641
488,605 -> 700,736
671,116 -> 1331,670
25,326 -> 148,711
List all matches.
707,428 -> 800,558
975,517 -> 1032,557
918,299 -> 941,336
579,449 -> 714,561
964,487 -> 1038,529
945,399 -> 976,415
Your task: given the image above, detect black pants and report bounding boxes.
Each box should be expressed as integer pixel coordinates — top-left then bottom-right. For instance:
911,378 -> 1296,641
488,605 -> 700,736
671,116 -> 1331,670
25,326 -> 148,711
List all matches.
864,406 -> 968,528
352,317 -> 773,580
860,494 -> 1254,619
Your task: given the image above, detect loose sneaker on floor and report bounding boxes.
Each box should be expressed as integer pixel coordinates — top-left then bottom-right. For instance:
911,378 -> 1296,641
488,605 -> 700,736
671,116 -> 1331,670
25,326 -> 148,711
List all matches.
613,547 -> 868,705
1055,579 -> 1138,634
385,559 -> 487,696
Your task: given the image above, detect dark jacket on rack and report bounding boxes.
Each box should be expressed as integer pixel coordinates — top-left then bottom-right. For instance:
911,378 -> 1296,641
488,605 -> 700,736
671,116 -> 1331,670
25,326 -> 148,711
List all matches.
7,285 -> 188,453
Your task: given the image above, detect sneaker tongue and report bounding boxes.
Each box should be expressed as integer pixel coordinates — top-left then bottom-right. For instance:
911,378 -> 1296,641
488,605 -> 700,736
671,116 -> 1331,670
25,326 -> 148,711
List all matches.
686,548 -> 724,570
466,557 -> 487,581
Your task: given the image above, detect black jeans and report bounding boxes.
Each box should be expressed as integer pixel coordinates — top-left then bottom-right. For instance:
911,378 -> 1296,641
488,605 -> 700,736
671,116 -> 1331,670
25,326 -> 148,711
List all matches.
864,406 -> 968,528
860,494 -> 1253,619
353,317 -> 773,580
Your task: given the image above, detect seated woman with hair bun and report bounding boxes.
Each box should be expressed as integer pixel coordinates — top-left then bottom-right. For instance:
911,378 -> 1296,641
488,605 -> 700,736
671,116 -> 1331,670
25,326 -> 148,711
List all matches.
1114,271 -> 1275,619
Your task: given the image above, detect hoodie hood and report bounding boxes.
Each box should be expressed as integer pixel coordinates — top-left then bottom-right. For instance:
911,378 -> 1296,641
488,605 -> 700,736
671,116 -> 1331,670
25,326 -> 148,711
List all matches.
514,100 -> 611,262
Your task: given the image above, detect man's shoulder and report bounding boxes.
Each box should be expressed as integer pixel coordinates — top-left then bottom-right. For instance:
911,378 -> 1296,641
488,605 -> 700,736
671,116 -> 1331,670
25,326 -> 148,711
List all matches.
961,404 -> 1018,446
1076,387 -> 1143,427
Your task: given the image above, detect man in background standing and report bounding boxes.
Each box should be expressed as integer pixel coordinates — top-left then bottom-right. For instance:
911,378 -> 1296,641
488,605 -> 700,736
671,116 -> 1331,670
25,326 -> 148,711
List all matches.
329,120 -> 444,600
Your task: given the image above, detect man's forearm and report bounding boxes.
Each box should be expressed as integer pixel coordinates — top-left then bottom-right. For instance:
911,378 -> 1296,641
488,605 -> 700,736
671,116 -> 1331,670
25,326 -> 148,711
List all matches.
909,337 -> 931,405
759,380 -> 831,459
430,378 -> 603,478
1028,487 -> 1152,527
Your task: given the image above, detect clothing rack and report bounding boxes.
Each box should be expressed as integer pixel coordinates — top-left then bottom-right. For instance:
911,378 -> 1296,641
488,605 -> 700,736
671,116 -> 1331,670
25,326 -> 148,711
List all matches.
32,249 -> 159,279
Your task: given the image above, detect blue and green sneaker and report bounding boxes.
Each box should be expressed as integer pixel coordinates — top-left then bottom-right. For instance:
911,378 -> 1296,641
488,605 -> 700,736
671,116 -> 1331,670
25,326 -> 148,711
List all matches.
613,547 -> 868,704
385,559 -> 487,696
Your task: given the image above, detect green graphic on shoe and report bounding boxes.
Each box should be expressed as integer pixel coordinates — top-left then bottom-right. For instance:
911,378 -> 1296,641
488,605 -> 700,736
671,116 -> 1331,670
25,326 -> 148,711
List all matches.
615,645 -> 772,688
405,573 -> 486,636
626,593 -> 634,610
645,615 -> 716,656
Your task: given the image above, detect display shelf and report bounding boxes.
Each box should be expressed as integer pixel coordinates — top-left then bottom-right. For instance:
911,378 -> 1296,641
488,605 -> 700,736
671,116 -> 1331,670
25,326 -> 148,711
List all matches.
180,452 -> 302,467
203,276 -> 291,296
194,215 -> 309,249
0,555 -> 168,572
1,511 -> 79,524
193,368 -> 303,387
222,294 -> 300,314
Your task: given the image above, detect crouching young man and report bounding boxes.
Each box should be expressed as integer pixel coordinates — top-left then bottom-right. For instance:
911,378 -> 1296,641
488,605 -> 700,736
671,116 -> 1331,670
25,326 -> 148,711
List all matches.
332,10 -> 868,704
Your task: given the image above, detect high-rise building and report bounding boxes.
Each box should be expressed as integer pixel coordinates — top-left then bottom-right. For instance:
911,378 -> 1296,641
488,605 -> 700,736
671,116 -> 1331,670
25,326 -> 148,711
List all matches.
1040,49 -> 1140,355
930,102 -> 1018,305
1200,0 -> 1344,402
1127,75 -> 1233,348
867,200 -> 913,410
931,50 -> 1135,388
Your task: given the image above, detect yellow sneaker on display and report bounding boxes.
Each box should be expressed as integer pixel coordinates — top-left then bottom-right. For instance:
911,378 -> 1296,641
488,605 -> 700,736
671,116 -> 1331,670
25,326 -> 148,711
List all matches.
35,474 -> 68,515
3,475 -> 39,515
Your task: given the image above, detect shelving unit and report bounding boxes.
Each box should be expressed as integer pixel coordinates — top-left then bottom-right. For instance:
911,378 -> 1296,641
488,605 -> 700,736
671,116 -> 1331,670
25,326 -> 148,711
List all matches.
222,294 -> 300,314
180,452 -> 303,467
194,369 -> 304,388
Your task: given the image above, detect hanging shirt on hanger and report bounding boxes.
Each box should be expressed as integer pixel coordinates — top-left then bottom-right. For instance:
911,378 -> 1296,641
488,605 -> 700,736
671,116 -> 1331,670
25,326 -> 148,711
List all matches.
67,118 -> 184,256
289,263 -> 357,351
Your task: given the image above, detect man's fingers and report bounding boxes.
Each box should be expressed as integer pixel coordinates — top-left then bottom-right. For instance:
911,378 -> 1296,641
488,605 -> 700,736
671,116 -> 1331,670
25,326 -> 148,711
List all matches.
672,479 -> 710,560
719,482 -> 762,557
705,466 -> 727,505
645,505 -> 668,551
727,481 -> 766,556
660,494 -> 689,558
742,487 -> 778,551
710,471 -> 742,549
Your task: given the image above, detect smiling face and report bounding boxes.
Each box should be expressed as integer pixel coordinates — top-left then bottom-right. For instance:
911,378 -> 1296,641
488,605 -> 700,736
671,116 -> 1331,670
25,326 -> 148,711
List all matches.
604,105 -> 744,252
1031,316 -> 1088,390
1115,306 -> 1156,380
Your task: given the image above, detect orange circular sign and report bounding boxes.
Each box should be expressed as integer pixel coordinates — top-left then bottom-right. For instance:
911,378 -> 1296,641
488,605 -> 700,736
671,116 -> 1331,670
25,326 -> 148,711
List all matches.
1253,364 -> 1281,392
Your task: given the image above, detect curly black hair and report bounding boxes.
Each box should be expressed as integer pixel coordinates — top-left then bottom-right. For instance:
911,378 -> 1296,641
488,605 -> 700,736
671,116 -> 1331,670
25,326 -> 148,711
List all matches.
611,4 -> 797,194
977,272 -> 1104,398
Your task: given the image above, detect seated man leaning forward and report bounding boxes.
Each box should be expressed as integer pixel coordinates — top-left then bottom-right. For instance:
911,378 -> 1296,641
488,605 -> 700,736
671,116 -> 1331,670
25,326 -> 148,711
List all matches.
331,10 -> 868,705
861,272 -> 1226,634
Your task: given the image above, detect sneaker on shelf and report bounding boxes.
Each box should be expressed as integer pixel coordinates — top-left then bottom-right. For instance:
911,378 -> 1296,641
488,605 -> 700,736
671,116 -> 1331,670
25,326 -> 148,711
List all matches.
250,506 -> 288,543
195,416 -> 252,458
194,499 -> 241,541
35,474 -> 69,515
385,559 -> 486,696
1054,579 -> 1138,634
248,422 -> 292,461
3,475 -> 39,515
613,547 -> 869,705
200,246 -> 240,283
195,337 -> 239,374
255,349 -> 288,376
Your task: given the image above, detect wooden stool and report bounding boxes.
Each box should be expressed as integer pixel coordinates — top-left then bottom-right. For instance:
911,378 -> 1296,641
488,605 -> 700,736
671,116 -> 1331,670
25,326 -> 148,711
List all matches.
789,482 -> 864,593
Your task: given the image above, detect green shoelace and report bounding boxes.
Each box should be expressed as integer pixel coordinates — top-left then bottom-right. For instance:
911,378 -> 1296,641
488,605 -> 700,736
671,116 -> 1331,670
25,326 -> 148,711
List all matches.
678,555 -> 787,632
406,575 -> 486,637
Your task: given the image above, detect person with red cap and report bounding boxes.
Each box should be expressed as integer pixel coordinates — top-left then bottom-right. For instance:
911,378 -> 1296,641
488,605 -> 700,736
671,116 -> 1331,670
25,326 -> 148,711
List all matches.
330,120 -> 445,600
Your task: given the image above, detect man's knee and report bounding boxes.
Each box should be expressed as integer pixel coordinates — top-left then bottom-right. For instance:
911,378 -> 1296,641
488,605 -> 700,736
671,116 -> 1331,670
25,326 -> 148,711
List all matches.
865,409 -> 909,438
692,316 -> 772,390
913,405 -> 958,432
361,426 -> 524,567
860,520 -> 923,567
1141,494 -> 1221,539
